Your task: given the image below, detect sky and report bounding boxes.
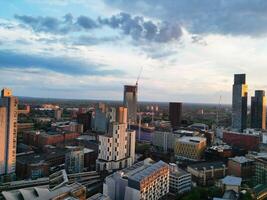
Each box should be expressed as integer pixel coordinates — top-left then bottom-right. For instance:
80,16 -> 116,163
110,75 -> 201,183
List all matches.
1,0 -> 267,103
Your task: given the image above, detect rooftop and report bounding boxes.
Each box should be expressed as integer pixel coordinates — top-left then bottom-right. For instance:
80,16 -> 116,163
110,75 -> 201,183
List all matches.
129,160 -> 168,182
230,156 -> 253,164
178,136 -> 206,144
87,193 -> 110,200
188,161 -> 226,171
222,176 -> 242,186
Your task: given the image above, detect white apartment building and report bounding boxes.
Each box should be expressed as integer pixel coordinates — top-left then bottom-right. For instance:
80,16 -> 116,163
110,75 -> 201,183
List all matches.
97,107 -> 136,171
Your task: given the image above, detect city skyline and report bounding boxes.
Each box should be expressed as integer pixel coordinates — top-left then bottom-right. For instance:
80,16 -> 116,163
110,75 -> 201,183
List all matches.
2,1 -> 267,103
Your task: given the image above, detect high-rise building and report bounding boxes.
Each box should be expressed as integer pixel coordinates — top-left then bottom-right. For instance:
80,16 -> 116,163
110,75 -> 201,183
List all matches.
0,88 -> 18,182
96,107 -> 136,171
251,90 -> 266,129
169,102 -> 182,129
123,85 -> 137,124
232,74 -> 248,132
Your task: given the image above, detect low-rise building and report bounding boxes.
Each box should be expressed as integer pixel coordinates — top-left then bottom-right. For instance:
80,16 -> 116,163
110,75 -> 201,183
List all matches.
169,163 -> 191,194
152,131 -> 180,152
205,145 -> 233,161
223,130 -> 260,151
1,170 -> 86,200
228,156 -> 254,179
174,136 -> 206,161
219,176 -> 242,193
187,161 -> 227,186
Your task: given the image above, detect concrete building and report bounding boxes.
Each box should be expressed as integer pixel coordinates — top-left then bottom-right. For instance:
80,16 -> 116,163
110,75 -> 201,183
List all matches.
251,90 -> 266,130
65,147 -> 84,174
54,108 -> 62,121
169,102 -> 182,129
103,158 -> 169,200
152,131 -> 180,152
169,163 -> 191,194
174,136 -> 206,161
228,156 -> 254,179
0,88 -> 18,182
123,85 -> 137,124
218,176 -> 242,193
187,161 -> 227,186
97,107 -> 136,171
232,74 -> 248,132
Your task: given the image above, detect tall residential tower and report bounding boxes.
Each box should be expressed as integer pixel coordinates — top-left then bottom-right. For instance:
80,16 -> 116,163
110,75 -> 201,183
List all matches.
0,88 -> 18,182
232,74 -> 248,132
123,85 -> 137,124
251,90 -> 266,129
96,107 -> 136,171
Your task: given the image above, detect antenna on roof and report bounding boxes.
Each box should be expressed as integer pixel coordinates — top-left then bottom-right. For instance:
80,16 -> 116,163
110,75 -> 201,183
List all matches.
216,95 -> 222,126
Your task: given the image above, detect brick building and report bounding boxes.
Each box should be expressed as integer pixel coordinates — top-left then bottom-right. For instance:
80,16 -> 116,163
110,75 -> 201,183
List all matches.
228,156 -> 254,179
223,131 -> 260,151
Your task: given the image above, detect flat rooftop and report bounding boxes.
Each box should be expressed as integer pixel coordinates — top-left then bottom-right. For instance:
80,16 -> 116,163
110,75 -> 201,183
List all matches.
129,160 -> 168,182
230,156 -> 253,164
178,136 -> 206,143
188,161 -> 226,171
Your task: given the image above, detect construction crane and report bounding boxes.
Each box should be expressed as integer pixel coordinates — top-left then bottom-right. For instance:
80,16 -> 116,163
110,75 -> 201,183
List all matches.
136,66 -> 143,86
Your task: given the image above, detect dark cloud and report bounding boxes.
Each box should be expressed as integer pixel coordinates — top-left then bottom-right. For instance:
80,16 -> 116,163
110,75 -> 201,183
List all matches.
77,16 -> 98,29
14,13 -> 96,34
14,13 -> 182,43
0,49 -> 124,76
98,12 -> 183,42
104,0 -> 267,36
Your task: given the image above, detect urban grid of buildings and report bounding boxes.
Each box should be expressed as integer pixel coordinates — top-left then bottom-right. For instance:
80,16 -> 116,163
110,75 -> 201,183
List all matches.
1,73 -> 267,199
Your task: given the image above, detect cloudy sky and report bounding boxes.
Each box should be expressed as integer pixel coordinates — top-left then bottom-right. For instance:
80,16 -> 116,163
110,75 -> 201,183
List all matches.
1,0 -> 267,103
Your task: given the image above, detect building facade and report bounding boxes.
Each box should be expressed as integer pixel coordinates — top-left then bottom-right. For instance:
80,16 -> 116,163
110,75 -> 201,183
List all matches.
123,85 -> 137,124
251,90 -> 266,130
254,157 -> 267,185
0,88 -> 18,182
174,136 -> 206,161
228,156 -> 254,179
187,161 -> 227,186
223,130 -> 260,151
169,102 -> 182,129
97,107 -> 136,171
152,131 -> 180,152
169,163 -> 191,194
65,147 -> 84,174
103,158 -> 169,200
232,74 -> 248,132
